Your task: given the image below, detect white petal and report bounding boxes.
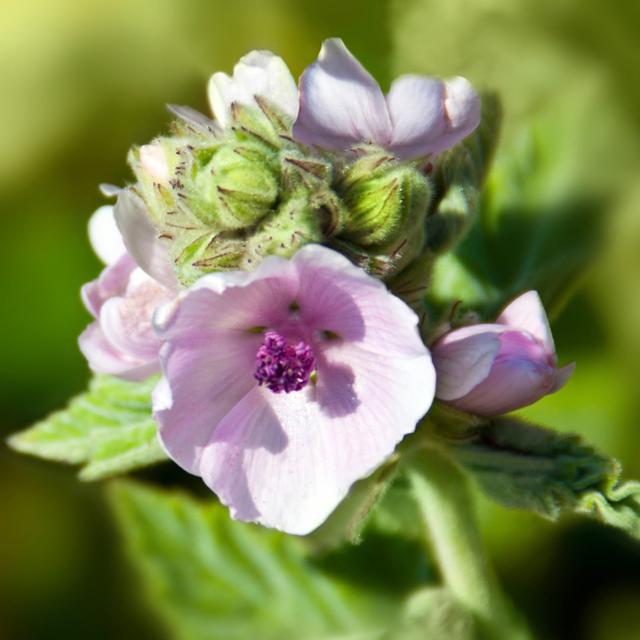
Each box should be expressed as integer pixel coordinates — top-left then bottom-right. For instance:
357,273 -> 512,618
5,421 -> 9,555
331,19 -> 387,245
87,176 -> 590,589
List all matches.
292,38 -> 392,150
99,183 -> 122,198
88,206 -> 126,265
208,50 -> 298,127
113,190 -> 178,290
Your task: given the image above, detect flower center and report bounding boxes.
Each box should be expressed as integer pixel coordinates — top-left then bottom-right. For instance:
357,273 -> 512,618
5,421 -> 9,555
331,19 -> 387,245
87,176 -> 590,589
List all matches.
254,331 -> 316,394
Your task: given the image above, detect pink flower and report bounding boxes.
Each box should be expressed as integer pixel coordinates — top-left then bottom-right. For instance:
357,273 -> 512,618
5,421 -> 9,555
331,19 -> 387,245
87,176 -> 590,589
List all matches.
432,291 -> 575,416
79,202 -> 175,381
292,38 -> 481,160
208,50 -> 298,127
152,244 -> 435,534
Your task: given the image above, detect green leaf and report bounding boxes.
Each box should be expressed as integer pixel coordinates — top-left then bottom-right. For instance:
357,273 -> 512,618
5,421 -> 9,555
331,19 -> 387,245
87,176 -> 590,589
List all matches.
382,588 -> 476,640
109,480 -> 397,640
439,417 -> 640,538
8,375 -> 166,480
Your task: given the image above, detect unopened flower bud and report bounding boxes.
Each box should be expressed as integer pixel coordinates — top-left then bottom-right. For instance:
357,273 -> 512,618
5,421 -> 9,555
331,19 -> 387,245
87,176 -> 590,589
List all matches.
432,291 -> 574,416
192,143 -> 279,229
340,152 -> 431,249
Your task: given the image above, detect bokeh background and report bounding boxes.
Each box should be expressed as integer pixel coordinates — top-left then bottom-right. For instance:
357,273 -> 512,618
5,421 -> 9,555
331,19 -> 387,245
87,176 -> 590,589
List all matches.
1,0 -> 639,638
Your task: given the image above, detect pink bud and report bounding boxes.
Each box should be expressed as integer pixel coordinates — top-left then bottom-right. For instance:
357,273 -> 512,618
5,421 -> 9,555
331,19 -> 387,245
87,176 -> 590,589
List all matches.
139,143 -> 170,183
432,291 -> 574,416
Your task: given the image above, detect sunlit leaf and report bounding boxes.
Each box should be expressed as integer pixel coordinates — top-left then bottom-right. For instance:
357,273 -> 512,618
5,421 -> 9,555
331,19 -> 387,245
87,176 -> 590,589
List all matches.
109,480 -> 397,640
7,375 -> 166,480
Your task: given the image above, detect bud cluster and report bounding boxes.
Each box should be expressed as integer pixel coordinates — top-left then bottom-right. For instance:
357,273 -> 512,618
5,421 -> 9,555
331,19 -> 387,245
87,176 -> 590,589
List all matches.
128,98 -> 433,286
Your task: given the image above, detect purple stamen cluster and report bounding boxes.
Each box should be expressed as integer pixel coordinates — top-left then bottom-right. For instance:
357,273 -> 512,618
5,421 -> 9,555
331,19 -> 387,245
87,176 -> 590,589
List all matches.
254,330 -> 316,393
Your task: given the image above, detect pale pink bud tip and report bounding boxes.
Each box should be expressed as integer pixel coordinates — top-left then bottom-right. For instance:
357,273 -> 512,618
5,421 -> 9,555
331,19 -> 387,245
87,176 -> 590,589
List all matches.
432,291 -> 574,416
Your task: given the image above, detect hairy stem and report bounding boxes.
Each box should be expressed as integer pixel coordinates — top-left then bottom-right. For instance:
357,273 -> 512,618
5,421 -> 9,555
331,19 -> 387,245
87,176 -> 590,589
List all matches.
406,447 -> 532,640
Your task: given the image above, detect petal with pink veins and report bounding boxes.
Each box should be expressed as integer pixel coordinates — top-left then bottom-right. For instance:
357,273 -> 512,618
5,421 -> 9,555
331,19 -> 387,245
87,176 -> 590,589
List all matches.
78,322 -> 160,381
81,253 -> 137,318
199,334 -> 433,534
293,38 -> 392,151
432,330 -> 502,401
153,243 -> 435,534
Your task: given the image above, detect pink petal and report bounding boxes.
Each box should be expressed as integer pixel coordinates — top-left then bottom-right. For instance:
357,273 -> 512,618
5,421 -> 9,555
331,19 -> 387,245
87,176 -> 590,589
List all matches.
113,190 -> 178,290
450,353 -> 556,416
387,75 -> 447,159
199,334 -> 434,534
88,206 -> 126,265
497,291 -> 555,353
387,75 -> 480,158
208,50 -> 298,127
432,329 -> 502,401
154,332 -> 261,474
292,38 -> 392,151
438,77 -> 482,150
153,255 -> 298,340
550,362 -> 575,393
99,269 -> 170,362
78,322 -> 159,381
81,253 -> 137,318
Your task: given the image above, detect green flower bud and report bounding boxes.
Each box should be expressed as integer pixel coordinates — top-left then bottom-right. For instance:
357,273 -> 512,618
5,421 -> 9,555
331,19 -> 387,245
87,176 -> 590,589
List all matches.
124,103 -> 443,287
245,192 -> 328,263
339,152 -> 432,248
191,143 -> 279,229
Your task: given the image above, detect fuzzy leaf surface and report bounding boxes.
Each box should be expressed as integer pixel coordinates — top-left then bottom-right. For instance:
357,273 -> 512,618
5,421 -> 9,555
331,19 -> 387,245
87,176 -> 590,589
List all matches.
441,417 -> 640,538
8,375 -> 166,480
109,481 -> 397,640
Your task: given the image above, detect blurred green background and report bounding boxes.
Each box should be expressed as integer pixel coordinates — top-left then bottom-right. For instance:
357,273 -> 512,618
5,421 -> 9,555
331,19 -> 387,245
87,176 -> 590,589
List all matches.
1,0 -> 639,638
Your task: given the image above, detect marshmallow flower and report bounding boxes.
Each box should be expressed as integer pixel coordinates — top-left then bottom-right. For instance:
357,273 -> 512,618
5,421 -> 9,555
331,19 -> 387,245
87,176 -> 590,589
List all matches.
293,38 -> 481,160
152,244 -> 435,534
432,291 -> 575,416
79,204 -> 174,381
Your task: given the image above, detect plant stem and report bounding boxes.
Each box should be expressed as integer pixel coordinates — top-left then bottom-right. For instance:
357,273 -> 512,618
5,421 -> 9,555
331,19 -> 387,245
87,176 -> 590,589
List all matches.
406,447 -> 532,640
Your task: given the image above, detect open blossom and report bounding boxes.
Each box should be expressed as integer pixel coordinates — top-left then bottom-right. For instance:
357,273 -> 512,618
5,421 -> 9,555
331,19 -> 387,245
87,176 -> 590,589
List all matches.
292,38 -> 481,160
432,291 -> 575,416
79,201 -> 175,381
204,39 -> 479,162
152,244 -> 435,534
